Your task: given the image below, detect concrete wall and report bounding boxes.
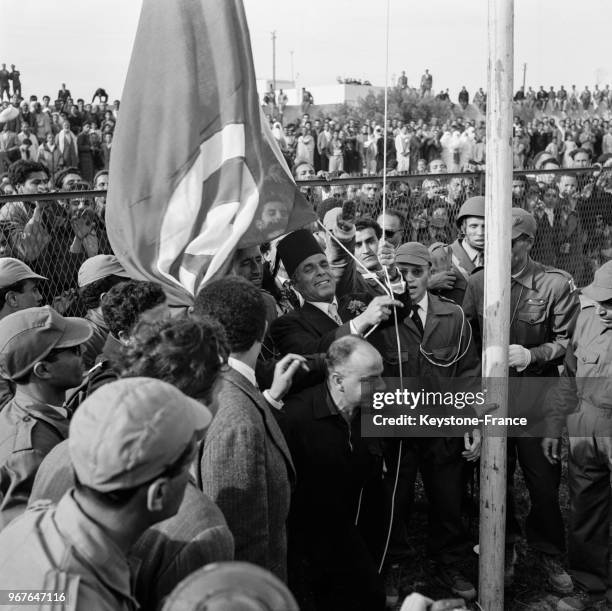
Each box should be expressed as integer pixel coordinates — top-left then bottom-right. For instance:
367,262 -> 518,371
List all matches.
257,82 -> 385,106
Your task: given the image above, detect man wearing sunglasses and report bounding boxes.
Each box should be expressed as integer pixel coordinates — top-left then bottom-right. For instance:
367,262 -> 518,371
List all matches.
463,208 -> 579,593
0,305 -> 92,527
385,242 -> 481,602
376,209 -> 405,249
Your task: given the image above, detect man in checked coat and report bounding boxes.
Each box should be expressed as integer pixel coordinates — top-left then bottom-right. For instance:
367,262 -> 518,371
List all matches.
194,276 -> 305,582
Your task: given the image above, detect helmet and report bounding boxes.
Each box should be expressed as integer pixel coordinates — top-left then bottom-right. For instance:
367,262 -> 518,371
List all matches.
456,196 -> 485,228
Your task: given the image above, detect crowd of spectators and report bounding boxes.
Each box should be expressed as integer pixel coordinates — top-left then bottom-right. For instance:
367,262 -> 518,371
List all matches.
289,125 -> 612,288
270,109 -> 612,177
0,79 -> 117,182
0,73 -> 612,611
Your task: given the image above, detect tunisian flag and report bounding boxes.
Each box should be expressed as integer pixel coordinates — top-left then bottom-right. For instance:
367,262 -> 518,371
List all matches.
106,0 -> 314,305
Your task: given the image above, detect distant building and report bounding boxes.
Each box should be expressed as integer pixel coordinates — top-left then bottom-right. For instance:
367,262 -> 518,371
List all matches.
256,79 -> 384,108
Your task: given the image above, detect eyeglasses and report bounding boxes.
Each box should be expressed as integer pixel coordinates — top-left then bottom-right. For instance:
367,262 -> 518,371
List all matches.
398,265 -> 426,278
383,229 -> 399,239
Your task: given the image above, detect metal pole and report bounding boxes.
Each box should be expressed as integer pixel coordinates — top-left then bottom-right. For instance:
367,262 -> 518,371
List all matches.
271,31 -> 277,93
479,0 -> 513,609
522,62 -> 527,91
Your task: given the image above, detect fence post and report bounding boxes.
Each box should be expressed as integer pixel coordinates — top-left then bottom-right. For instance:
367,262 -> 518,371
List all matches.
478,0 -> 513,609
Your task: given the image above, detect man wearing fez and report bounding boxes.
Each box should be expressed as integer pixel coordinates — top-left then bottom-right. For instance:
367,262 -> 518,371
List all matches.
270,225 -> 403,356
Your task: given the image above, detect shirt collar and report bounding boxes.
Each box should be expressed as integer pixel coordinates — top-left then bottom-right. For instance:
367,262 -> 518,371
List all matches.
511,258 -> 535,288
228,357 -> 257,388
315,382 -> 355,421
307,297 -> 338,317
53,491 -> 140,603
12,387 -> 69,423
461,240 -> 482,263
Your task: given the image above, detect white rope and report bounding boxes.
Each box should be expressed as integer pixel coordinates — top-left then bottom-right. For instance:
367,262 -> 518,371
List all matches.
381,0 -> 391,228
377,0 -> 404,576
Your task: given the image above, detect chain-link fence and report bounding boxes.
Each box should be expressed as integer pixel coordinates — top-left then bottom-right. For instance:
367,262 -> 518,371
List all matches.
298,166 -> 612,288
0,188 -> 110,316
0,166 -> 608,316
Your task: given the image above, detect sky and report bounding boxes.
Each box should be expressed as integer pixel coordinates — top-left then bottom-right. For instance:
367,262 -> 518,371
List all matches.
1,0 -> 611,102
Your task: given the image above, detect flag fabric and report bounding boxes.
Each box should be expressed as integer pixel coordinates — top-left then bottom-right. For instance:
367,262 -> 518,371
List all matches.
106,0 -> 315,305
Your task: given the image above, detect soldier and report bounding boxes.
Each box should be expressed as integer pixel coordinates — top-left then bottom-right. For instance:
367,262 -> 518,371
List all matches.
0,258 -> 48,405
543,261 -> 612,610
463,208 -> 579,592
0,377 -> 211,610
428,196 -> 485,305
0,306 -> 92,526
76,254 -> 130,370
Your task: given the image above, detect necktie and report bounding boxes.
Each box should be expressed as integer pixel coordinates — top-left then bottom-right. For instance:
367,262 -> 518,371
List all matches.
474,251 -> 484,267
410,304 -> 424,337
328,302 -> 343,326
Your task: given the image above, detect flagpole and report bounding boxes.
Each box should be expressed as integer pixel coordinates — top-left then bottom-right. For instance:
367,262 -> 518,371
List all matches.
479,0 -> 513,608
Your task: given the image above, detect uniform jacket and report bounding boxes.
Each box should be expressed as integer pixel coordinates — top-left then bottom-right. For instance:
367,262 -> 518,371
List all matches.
0,389 -> 69,528
463,257 -> 578,374
29,440 -> 234,611
373,292 -> 481,381
428,239 -> 476,305
196,367 -> 295,582
0,491 -> 139,610
463,258 -> 579,426
544,297 -> 612,437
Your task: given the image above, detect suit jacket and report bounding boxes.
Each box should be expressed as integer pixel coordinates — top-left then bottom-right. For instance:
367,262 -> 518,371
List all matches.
270,301 -> 352,356
197,367 -> 295,582
281,383 -> 385,536
280,383 -> 386,610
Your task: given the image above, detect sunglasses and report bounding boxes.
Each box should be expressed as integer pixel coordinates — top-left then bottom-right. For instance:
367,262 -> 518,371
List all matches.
383,229 -> 399,239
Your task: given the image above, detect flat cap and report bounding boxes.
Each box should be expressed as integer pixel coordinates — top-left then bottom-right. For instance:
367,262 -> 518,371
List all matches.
511,207 -> 537,239
0,258 -> 46,288
0,306 -> 92,380
78,254 -> 130,288
396,242 -> 431,266
582,261 -> 612,303
69,377 -> 212,493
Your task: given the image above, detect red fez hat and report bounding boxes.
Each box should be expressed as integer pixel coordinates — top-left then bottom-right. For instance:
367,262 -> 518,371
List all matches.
277,229 -> 324,278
